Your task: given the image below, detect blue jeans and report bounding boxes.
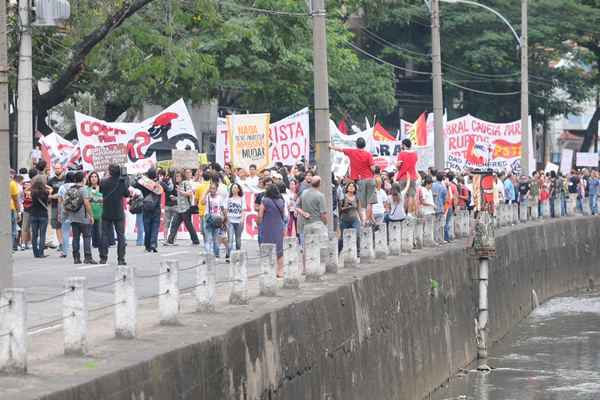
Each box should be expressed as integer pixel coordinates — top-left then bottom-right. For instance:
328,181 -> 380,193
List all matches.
143,209 -> 161,250
11,211 -> 17,250
444,208 -> 454,242
561,194 -> 567,216
590,194 -> 598,215
203,216 -> 221,257
135,213 -> 144,246
62,219 -> 72,256
31,215 -> 48,257
227,222 -> 243,257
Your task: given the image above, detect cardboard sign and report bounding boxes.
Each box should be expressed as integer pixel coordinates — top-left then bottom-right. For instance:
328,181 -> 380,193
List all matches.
227,113 -> 271,170
560,149 -> 574,175
172,149 -> 199,169
91,144 -> 128,172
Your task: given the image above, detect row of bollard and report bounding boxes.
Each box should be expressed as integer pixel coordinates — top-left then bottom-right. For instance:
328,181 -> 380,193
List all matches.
0,212 -> 475,374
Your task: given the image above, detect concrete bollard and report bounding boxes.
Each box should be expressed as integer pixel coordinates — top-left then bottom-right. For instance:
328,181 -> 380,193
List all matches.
519,202 -> 528,223
423,215 -> 436,247
373,223 -> 389,259
283,238 -> 301,289
453,211 -> 462,238
414,218 -> 424,249
326,232 -> 339,274
63,277 -> 87,356
305,233 -> 324,280
0,289 -> 27,373
230,251 -> 249,305
568,195 -> 577,216
159,260 -> 180,325
115,266 -> 137,339
541,200 -> 550,218
360,226 -> 375,263
583,198 -> 591,216
553,198 -> 561,218
259,244 -> 278,297
342,228 -> 359,268
388,222 -> 402,256
401,219 -> 414,252
196,253 -> 216,313
434,214 -> 445,244
530,201 -> 539,220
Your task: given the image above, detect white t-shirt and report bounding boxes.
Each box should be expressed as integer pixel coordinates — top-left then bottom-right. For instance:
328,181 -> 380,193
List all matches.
227,196 -> 243,224
372,189 -> 388,215
206,194 -> 225,216
420,187 -> 435,216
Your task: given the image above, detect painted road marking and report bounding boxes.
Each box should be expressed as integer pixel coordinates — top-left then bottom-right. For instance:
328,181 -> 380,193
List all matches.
29,324 -> 62,335
76,263 -> 110,270
161,251 -> 189,257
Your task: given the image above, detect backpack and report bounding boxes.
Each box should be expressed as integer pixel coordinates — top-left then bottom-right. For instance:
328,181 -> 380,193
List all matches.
142,192 -> 160,213
129,196 -> 143,214
63,185 -> 84,213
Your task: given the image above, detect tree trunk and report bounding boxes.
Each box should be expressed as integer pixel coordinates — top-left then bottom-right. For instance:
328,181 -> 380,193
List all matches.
579,107 -> 600,152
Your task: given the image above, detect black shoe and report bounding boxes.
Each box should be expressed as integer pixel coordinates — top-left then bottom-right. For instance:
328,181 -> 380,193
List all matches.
99,257 -> 108,264
84,258 -> 98,265
151,248 -> 158,253
74,258 -> 82,265
117,260 -> 127,266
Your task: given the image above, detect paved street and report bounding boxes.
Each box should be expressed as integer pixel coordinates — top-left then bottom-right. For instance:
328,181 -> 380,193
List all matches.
14,239 -> 263,330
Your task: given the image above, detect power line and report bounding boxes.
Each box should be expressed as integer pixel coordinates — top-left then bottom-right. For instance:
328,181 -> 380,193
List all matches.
341,40 -> 433,76
219,1 -> 308,17
443,79 -> 520,96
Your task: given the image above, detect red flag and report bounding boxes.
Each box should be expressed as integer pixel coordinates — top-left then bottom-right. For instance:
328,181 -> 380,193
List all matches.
408,112 -> 427,147
338,119 -> 348,135
373,122 -> 395,141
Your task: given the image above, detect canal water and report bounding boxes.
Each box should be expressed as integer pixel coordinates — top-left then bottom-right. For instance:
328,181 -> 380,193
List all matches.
432,292 -> 600,400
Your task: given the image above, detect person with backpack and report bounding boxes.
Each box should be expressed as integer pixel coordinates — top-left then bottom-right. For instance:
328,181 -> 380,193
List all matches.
99,164 -> 130,265
257,182 -> 285,276
30,174 -> 52,258
134,168 -> 164,253
57,171 -> 75,258
63,171 -> 97,265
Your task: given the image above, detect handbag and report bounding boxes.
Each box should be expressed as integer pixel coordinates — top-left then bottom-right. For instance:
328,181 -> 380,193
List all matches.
206,196 -> 224,228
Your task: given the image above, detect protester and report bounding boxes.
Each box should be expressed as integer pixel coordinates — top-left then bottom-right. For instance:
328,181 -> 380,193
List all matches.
10,170 -> 20,251
257,183 -> 285,276
194,170 -> 211,244
226,183 -> 244,260
63,171 -> 97,264
202,181 -> 227,258
135,168 -> 164,253
99,164 -> 130,265
20,169 -> 36,251
161,169 -> 177,243
337,181 -> 361,252
48,163 -> 66,251
86,171 -> 103,249
588,170 -> 599,215
296,175 -> 328,245
166,170 -> 200,246
372,176 -> 389,224
395,139 -> 419,216
329,138 -> 377,227
417,176 -> 435,217
57,171 -> 75,258
29,175 -> 51,258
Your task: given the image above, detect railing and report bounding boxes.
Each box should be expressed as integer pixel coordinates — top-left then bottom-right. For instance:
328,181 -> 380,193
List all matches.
0,197 -> 589,373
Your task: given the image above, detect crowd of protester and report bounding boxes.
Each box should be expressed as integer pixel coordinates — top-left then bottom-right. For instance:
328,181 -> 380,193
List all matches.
8,138 -> 600,269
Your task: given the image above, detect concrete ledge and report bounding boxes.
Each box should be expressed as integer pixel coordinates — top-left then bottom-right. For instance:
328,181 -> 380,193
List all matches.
2,217 -> 600,400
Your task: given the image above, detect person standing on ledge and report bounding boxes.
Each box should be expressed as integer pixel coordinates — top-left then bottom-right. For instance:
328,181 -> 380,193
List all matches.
395,139 -> 419,217
329,138 -> 377,228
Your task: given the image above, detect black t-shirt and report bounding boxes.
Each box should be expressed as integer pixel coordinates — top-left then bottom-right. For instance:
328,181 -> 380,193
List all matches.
47,175 -> 65,208
30,190 -> 49,218
100,176 -> 130,221
568,176 -> 579,194
518,182 -> 530,196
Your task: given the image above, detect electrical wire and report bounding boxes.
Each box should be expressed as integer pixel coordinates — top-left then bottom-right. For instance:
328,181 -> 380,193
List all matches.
341,40 -> 433,76
443,79 -> 520,96
219,1 -> 308,17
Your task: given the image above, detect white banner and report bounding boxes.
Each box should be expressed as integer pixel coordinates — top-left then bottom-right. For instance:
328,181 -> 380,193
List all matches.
76,99 -> 199,174
445,114 -> 535,174
560,148 -> 574,175
39,132 -> 81,170
329,120 -> 375,177
576,152 -> 599,167
216,108 -> 310,167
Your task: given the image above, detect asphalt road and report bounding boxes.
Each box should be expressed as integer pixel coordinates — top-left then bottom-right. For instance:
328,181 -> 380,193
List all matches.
13,238 -> 262,330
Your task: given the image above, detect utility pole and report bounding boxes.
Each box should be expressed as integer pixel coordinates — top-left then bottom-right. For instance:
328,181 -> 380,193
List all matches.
1,0 -> 14,289
520,0 -> 529,175
17,0 -> 33,170
431,0 -> 445,170
311,0 -> 333,230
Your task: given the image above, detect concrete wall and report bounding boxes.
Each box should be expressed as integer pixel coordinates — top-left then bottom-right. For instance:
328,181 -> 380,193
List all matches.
36,218 -> 600,400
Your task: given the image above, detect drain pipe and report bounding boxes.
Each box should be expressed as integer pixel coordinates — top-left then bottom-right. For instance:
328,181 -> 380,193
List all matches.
472,210 -> 496,371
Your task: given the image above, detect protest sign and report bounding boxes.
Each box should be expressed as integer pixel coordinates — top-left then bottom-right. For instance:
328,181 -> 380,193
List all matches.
217,108 -> 310,167
91,144 -> 128,172
172,149 -> 199,169
445,114 -> 535,174
39,132 -> 80,170
76,99 -> 199,174
575,152 -> 599,167
227,113 -> 271,170
544,162 -> 559,174
560,149 -> 574,175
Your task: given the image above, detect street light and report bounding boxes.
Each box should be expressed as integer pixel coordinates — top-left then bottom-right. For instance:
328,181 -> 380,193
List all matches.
436,0 -> 530,174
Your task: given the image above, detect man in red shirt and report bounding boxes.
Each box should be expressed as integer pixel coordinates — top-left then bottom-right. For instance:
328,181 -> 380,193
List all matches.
330,137 -> 377,226
395,139 -> 419,215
